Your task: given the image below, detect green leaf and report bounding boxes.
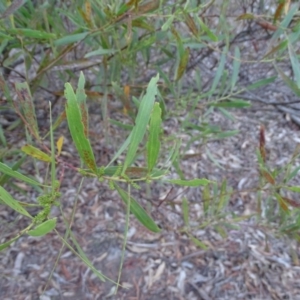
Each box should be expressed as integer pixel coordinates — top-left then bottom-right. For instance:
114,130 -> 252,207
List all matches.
208,50 -> 226,95
84,48 -> 117,58
288,40 -> 300,89
54,32 -> 89,46
64,80 -> 97,173
114,183 -> 161,233
271,5 -> 298,41
215,130 -> 239,139
217,107 -> 235,122
182,198 -> 189,226
275,65 -> 300,97
202,184 -> 211,215
107,132 -> 132,167
169,178 -> 210,186
285,186 -> 300,193
198,17 -> 218,42
21,144 -> 51,162
214,224 -> 227,238
286,166 -> 300,182
0,187 -> 32,218
217,179 -> 230,212
76,72 -> 89,137
0,236 -> 19,251
263,40 -> 288,59
7,28 -> 56,39
28,218 -> 57,236
211,99 -> 251,108
247,76 -> 277,90
122,74 -> 159,173
0,162 -> 46,186
231,46 -> 240,90
131,35 -> 156,53
147,102 -> 162,171
189,235 -> 208,250
132,19 -> 154,31
161,15 -> 175,31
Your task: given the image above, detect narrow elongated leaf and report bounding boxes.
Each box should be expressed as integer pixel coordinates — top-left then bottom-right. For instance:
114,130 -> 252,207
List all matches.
84,48 -> 117,58
281,196 -> 300,208
15,82 -> 40,140
263,40 -> 288,59
122,74 -> 159,173
169,178 -> 210,186
231,46 -> 240,90
286,166 -> 300,182
275,193 -> 289,212
54,32 -> 89,46
64,81 -> 97,172
288,40 -> 300,89
275,65 -> 300,97
202,184 -> 210,215
0,236 -> 19,251
147,103 -> 162,171
182,198 -> 189,226
76,72 -> 89,137
208,50 -> 226,95
28,218 -> 57,236
21,144 -> 51,162
189,235 -> 208,250
272,5 -> 298,40
198,17 -> 218,42
0,162 -> 46,186
136,0 -> 159,13
161,15 -> 175,31
260,170 -> 275,185
133,35 -> 156,52
273,3 -> 284,23
107,132 -> 132,167
132,19 -> 154,31
114,183 -> 161,233
8,28 -> 56,39
214,224 -> 227,238
217,180 -> 229,212
211,99 -> 251,108
176,47 -> 190,81
236,13 -> 254,21
215,130 -> 239,139
184,12 -> 198,37
0,0 -> 26,19
0,187 -> 32,218
247,76 -> 276,90
285,186 -> 300,193
57,136 -> 64,156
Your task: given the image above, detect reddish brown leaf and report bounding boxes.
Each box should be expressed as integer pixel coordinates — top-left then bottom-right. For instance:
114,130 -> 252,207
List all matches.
281,197 -> 300,208
256,20 -> 278,31
261,170 -> 275,185
277,194 -> 289,212
183,12 -> 198,37
259,124 -> 266,162
137,0 -> 159,13
273,2 -> 284,23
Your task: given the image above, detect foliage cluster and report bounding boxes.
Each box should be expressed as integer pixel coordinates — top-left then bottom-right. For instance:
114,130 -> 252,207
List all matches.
1,0 -> 300,292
